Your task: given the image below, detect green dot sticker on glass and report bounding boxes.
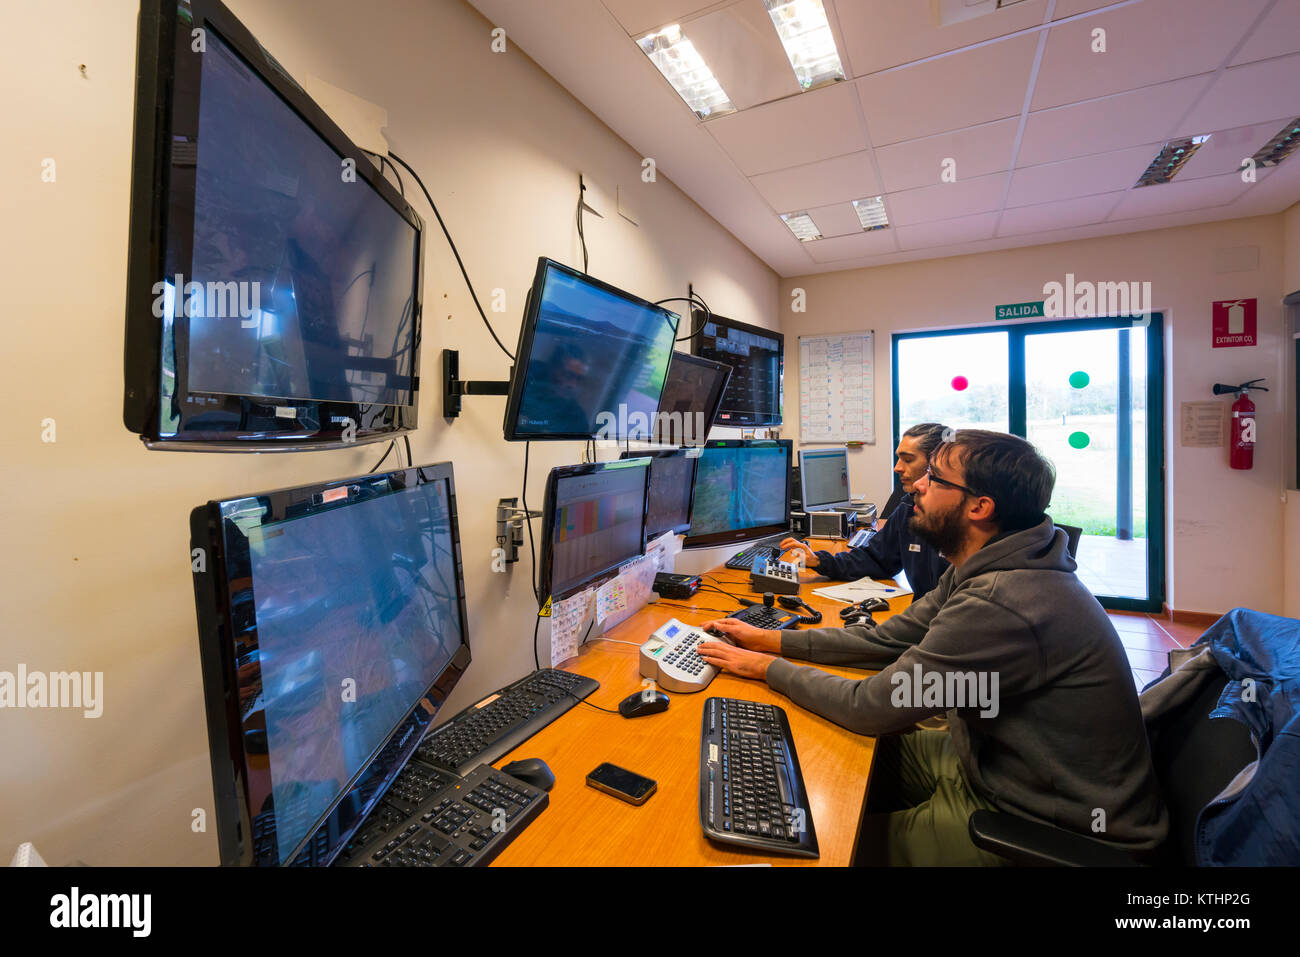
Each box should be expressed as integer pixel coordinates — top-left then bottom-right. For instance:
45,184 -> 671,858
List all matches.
1069,371 -> 1090,389
1068,431 -> 1090,449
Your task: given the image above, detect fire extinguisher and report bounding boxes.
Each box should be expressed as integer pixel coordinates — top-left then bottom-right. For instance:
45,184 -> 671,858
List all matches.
1212,378 -> 1268,470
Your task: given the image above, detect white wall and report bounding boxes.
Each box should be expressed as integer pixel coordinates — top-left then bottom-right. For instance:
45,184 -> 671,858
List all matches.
780,216 -> 1290,618
0,0 -> 777,865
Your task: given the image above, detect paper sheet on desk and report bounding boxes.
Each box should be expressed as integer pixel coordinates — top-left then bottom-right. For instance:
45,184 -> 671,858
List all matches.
550,588 -> 593,668
812,574 -> 912,603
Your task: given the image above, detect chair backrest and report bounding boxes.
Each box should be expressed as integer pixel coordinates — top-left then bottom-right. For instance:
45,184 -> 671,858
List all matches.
1145,670 -> 1256,864
1055,523 -> 1083,558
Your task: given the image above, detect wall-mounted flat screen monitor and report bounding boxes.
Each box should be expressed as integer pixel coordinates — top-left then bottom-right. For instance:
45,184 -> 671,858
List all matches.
539,458 -> 651,600
653,352 -> 732,446
190,462 -> 470,866
620,447 -> 700,539
691,311 -> 783,427
683,439 -> 791,548
504,259 -> 679,441
125,0 -> 424,450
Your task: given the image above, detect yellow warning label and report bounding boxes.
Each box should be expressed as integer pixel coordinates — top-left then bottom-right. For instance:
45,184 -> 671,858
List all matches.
539,596 -> 552,618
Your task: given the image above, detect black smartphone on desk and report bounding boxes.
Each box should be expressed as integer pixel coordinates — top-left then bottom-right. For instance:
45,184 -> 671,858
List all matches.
587,763 -> 657,805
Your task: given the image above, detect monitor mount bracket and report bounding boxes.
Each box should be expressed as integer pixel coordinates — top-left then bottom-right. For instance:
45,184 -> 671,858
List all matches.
443,349 -> 509,419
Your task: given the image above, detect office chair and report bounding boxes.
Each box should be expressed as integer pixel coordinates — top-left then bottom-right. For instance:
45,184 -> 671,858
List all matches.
1055,523 -> 1083,559
967,670 -> 1255,865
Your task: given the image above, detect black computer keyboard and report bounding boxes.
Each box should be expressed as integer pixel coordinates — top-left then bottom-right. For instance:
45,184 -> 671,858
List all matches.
724,543 -> 781,570
699,697 -> 818,859
415,668 -> 599,775
333,763 -> 548,867
729,603 -> 801,630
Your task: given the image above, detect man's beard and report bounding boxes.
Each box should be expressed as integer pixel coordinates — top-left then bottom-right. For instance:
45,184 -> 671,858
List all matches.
909,502 -> 965,557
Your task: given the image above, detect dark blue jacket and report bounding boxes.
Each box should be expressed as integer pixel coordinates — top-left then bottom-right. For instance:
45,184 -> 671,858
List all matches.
1192,609 -> 1300,865
812,493 -> 948,601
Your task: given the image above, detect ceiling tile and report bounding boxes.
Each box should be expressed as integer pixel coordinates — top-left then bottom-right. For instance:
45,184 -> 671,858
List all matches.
749,151 -> 881,211
803,228 -> 898,262
705,80 -> 868,175
1108,171 -> 1253,220
856,33 -> 1040,145
1007,142 -> 1158,206
997,192 -> 1120,236
1017,73 -> 1209,166
1030,0 -> 1267,110
896,212 -> 999,250
1179,54 -> 1300,136
602,0 -> 727,38
804,200 -> 867,237
831,0 -> 1047,74
873,117 -> 1019,191
689,2 -> 801,110
1231,0 -> 1300,65
887,172 -> 1007,225
1177,118 -> 1297,179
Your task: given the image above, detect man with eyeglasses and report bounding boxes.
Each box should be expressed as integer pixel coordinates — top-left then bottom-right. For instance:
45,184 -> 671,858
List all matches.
780,422 -> 950,601
698,429 -> 1166,865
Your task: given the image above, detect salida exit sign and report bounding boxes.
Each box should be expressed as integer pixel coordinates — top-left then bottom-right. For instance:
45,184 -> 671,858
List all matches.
1212,299 -> 1257,348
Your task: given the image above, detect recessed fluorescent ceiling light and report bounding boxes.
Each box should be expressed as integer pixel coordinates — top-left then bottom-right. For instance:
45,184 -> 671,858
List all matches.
852,196 -> 890,231
781,212 -> 822,241
764,0 -> 845,91
638,24 -> 735,119
1247,117 -> 1300,168
1134,135 -> 1210,187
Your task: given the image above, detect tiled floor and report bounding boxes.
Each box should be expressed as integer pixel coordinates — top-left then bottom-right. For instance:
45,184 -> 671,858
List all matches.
1107,611 -> 1209,693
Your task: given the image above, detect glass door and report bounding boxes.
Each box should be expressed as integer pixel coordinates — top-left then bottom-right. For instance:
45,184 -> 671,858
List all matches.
1023,325 -> 1154,605
892,315 -> 1164,612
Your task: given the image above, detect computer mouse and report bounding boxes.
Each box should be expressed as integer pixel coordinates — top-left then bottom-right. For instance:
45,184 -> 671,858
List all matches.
618,690 -> 669,718
501,757 -> 555,792
860,597 -> 891,613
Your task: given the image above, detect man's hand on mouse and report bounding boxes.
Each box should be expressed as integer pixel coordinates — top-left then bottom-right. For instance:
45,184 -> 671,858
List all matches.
699,618 -> 780,653
779,538 -> 819,568
696,639 -> 777,681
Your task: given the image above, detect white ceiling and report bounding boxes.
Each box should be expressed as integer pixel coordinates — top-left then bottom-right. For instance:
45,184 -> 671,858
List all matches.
467,0 -> 1300,278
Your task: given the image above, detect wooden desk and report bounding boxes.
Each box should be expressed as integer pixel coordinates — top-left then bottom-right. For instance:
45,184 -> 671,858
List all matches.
491,540 -> 912,866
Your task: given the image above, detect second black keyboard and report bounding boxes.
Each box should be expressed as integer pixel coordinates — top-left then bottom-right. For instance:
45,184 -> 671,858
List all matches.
724,543 -> 781,570
415,668 -> 599,775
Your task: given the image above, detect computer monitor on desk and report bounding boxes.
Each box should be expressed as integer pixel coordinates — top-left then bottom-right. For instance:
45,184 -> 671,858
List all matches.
683,439 -> 792,549
799,447 -> 851,511
189,462 -> 471,866
539,458 -> 652,601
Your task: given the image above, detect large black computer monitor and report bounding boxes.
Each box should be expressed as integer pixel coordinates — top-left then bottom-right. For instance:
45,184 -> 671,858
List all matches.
653,352 -> 732,446
683,439 -> 792,549
190,462 -> 470,866
504,259 -> 680,441
539,458 -> 652,600
125,0 -> 424,451
619,448 -> 700,539
691,312 -> 783,427
799,447 -> 851,511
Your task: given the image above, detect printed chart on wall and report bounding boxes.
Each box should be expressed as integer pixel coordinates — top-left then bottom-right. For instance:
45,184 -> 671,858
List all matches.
799,333 -> 875,443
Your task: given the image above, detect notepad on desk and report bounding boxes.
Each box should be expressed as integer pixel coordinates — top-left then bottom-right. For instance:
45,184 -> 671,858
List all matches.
812,572 -> 912,603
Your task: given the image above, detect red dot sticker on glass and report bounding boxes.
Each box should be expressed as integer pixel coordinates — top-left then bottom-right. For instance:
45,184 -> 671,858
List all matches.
951,375 -> 969,392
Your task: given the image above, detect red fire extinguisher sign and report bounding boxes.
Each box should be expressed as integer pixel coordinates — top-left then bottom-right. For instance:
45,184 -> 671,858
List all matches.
1211,299 -> 1257,348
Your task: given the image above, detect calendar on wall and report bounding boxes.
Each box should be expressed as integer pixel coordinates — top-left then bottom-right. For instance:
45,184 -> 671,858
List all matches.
798,333 -> 875,443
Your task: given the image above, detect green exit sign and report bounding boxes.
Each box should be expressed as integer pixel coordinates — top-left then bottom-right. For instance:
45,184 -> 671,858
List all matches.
995,301 -> 1045,320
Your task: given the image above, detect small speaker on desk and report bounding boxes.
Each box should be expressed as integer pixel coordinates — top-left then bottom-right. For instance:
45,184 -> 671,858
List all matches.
808,510 -> 850,540
791,511 -> 809,536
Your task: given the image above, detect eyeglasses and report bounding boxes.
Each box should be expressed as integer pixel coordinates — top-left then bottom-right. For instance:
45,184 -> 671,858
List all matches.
922,465 -> 979,498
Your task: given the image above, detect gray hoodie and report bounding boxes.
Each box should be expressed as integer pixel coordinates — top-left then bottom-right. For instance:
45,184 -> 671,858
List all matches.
765,517 -> 1168,850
